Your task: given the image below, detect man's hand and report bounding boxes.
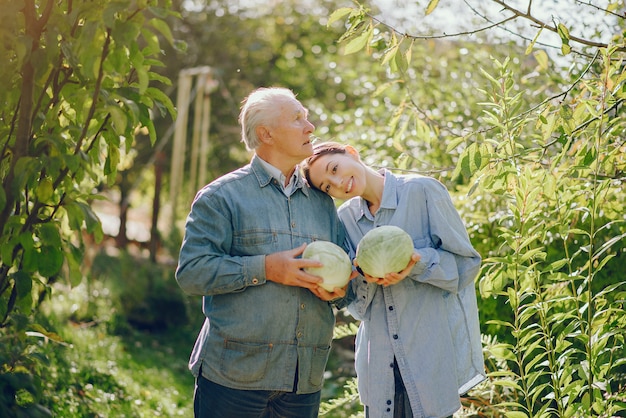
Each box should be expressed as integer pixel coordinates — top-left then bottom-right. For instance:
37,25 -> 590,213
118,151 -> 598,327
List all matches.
355,251 -> 420,287
265,243 -> 323,290
310,269 -> 358,301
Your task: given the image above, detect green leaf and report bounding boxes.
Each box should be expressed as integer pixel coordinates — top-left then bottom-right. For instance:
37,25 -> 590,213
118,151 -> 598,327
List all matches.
557,23 -> 570,43
149,18 -> 174,45
505,411 -> 529,418
343,28 -> 371,55
38,245 -> 64,278
507,287 -> 518,309
146,87 -> 176,119
425,0 -> 440,15
394,45 -> 409,73
0,186 -> 6,213
19,233 -> 37,273
533,49 -> 549,71
486,319 -> 514,329
13,271 -> 32,302
525,26 -> 544,55
557,23 -> 571,55
145,119 -> 157,145
36,178 -> 55,203
381,44 -> 399,67
78,201 -> 103,241
107,105 -> 128,135
327,7 -> 354,27
488,343 -> 517,361
493,379 -> 523,391
0,290 -> 8,320
67,243 -> 84,287
446,136 -> 466,153
38,223 -> 62,247
105,145 -> 120,176
63,201 -> 83,231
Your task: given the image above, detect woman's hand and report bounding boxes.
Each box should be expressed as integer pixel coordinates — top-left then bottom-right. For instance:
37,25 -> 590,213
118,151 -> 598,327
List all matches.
354,252 -> 420,287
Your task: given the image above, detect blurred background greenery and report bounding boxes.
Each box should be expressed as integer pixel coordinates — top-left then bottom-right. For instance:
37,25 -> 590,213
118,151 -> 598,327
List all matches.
1,0 -> 625,416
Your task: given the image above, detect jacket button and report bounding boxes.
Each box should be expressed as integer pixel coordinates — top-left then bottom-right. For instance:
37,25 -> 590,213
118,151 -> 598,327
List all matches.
393,334 -> 398,339
388,306 -> 394,311
252,278 -> 259,285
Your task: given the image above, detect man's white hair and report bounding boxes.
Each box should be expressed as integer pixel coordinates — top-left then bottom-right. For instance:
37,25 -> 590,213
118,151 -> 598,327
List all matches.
239,87 -> 297,151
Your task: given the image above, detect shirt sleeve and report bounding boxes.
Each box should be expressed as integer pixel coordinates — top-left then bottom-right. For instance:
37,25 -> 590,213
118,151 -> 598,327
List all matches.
408,179 -> 481,293
175,189 -> 266,296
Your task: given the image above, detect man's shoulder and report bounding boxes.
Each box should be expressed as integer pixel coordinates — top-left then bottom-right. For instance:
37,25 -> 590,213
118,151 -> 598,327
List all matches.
196,165 -> 255,197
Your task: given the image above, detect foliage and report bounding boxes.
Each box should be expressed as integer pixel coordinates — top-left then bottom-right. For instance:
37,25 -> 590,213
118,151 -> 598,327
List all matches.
321,313 -> 362,418
38,250 -> 198,417
319,376 -> 361,417
0,0 -> 177,414
330,1 -> 626,416
1,0 -> 624,415
472,53 -> 626,418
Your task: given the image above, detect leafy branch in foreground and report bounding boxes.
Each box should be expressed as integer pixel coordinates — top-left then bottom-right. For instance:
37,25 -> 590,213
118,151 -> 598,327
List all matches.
0,0 -> 178,415
470,52 -> 626,417
319,377 -> 361,417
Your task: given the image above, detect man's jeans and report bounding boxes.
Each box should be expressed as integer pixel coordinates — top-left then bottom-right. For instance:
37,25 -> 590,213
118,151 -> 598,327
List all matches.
193,373 -> 321,418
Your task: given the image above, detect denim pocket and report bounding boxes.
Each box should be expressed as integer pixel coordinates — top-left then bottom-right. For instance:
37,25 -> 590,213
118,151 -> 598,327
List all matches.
308,345 -> 331,387
220,339 -> 272,383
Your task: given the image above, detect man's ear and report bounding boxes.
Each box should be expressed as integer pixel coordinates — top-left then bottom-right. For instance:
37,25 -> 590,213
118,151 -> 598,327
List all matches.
256,125 -> 273,145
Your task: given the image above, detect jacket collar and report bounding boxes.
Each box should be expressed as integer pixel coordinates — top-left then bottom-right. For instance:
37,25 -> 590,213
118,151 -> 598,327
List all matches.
357,168 -> 397,219
250,155 -> 310,197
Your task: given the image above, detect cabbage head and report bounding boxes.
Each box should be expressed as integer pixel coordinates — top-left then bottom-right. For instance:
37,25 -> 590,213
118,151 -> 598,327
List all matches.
355,225 -> 414,278
303,241 -> 352,291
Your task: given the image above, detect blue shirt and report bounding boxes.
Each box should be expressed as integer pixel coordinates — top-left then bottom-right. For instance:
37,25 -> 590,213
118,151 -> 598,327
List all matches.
175,155 -> 344,394
340,170 -> 485,417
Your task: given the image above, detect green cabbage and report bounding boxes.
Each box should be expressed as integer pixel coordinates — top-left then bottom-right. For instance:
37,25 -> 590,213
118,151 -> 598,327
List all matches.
303,241 -> 352,291
355,225 -> 414,278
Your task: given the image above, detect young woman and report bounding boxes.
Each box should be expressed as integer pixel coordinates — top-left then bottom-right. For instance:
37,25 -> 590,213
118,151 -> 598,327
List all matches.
302,142 -> 485,418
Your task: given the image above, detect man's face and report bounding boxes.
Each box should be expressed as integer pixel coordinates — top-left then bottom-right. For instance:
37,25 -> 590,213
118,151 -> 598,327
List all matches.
267,98 -> 316,163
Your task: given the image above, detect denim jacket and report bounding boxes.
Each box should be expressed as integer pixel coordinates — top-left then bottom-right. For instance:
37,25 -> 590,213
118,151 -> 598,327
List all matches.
341,170 -> 485,417
175,155 -> 344,394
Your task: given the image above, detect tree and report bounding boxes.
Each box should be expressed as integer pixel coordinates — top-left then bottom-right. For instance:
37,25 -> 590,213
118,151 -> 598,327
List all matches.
0,0 -> 177,414
329,1 -> 626,416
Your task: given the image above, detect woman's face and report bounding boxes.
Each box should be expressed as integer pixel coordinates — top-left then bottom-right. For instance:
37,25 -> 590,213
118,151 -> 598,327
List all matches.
307,151 -> 366,199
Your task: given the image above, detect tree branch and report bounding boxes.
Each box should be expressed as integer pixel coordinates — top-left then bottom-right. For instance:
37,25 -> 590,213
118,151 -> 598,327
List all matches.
492,0 -> 623,51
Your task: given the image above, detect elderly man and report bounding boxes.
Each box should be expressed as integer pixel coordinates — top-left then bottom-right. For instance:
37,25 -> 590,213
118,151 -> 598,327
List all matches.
176,87 -> 349,418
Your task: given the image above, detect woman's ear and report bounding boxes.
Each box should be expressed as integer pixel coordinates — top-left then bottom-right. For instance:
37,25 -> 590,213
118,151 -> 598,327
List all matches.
345,145 -> 360,159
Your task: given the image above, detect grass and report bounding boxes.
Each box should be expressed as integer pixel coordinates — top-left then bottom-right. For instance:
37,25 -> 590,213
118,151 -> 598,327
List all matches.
40,326 -> 195,417
36,249 -> 201,417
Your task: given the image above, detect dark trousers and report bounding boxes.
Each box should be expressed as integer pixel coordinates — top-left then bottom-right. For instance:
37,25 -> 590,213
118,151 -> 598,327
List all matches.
392,358 -> 413,418
365,358 -> 413,418
193,373 -> 321,418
